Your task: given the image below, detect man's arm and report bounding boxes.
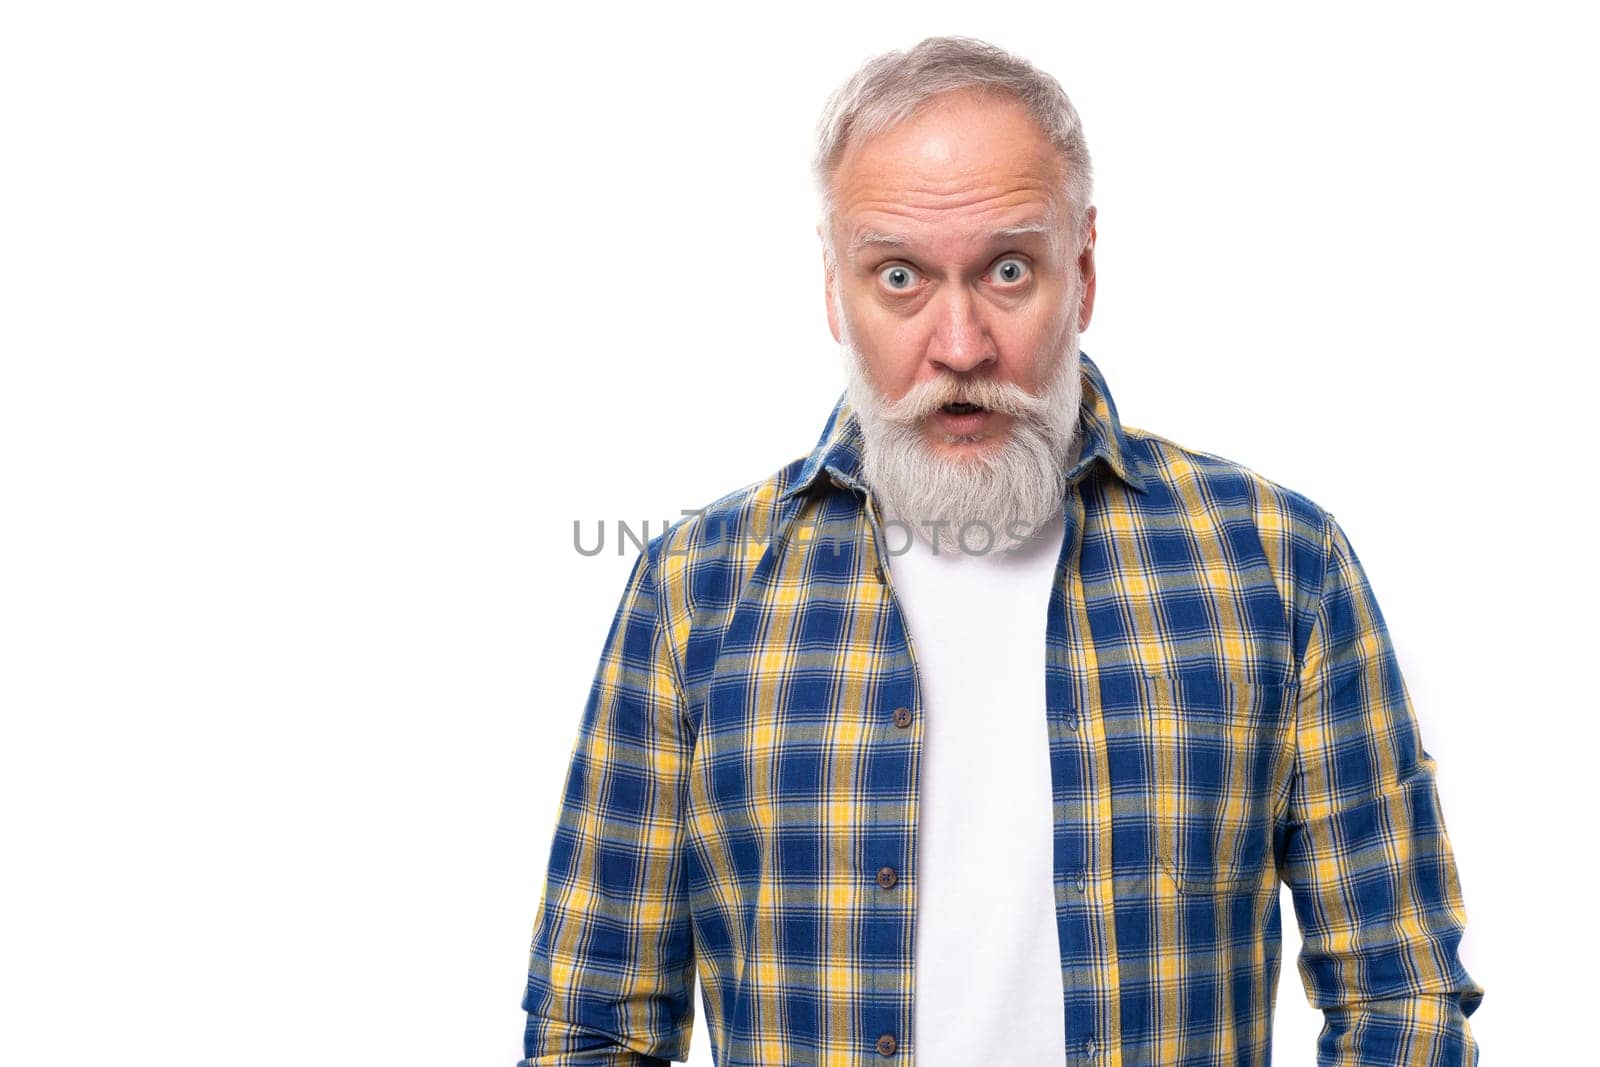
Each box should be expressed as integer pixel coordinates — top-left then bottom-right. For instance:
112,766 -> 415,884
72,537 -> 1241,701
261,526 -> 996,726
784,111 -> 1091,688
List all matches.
1278,512 -> 1485,1066
520,534 -> 698,1067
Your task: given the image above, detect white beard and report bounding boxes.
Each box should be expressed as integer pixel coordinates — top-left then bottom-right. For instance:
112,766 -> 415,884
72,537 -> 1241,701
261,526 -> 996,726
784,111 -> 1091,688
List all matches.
839,310 -> 1084,557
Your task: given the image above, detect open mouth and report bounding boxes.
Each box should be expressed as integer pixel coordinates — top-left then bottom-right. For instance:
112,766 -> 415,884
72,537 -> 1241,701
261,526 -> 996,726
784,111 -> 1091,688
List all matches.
940,401 -> 986,415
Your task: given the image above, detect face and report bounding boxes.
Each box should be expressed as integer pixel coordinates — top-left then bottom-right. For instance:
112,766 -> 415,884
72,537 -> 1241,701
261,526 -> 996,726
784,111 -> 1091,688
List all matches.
820,88 -> 1098,553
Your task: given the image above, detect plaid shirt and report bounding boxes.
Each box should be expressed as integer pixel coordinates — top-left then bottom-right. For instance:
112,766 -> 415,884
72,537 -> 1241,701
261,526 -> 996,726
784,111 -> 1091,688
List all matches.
520,351 -> 1485,1067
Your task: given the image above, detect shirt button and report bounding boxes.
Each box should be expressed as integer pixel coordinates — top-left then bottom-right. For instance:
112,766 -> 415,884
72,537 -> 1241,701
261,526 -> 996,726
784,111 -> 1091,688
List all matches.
876,1033 -> 897,1056
876,866 -> 898,889
873,563 -> 886,583
1084,1037 -> 1096,1057
1075,870 -> 1087,893
1066,715 -> 1078,731
893,706 -> 913,728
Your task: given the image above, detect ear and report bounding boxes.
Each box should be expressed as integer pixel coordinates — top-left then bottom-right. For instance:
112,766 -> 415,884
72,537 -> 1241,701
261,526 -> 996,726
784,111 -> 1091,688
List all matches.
1076,206 -> 1098,333
820,223 -> 842,344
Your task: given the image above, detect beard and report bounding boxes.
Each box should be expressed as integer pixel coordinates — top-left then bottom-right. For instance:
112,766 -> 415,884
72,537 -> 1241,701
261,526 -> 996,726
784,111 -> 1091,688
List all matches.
839,310 -> 1084,558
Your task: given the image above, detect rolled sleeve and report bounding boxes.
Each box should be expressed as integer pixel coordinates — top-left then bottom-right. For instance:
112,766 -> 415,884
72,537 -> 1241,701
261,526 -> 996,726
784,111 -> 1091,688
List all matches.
1278,513 -> 1485,1065
521,535 -> 698,1066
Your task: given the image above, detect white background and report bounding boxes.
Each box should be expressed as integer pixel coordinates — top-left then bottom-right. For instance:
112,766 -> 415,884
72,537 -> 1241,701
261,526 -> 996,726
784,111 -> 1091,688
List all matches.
2,2 -> 1593,1064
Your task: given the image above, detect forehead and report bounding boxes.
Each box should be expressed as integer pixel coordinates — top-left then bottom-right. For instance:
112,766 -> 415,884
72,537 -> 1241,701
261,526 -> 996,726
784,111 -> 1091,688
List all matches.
831,90 -> 1067,257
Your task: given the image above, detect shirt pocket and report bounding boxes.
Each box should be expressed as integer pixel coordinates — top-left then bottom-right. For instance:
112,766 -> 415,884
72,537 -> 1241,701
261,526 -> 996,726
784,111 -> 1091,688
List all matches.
1140,671 -> 1287,894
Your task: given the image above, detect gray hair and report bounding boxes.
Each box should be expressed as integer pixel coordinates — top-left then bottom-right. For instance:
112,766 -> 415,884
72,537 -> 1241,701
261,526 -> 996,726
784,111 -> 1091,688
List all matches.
812,36 -> 1094,267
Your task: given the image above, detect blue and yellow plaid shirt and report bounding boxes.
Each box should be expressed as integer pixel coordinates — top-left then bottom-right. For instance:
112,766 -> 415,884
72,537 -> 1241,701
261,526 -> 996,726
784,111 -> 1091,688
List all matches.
520,351 -> 1484,1066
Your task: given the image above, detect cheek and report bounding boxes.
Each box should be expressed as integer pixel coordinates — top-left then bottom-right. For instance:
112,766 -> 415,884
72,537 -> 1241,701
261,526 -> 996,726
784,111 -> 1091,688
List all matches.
1001,318 -> 1075,388
847,320 -> 922,388
1029,306 -> 1079,354
867,353 -> 923,402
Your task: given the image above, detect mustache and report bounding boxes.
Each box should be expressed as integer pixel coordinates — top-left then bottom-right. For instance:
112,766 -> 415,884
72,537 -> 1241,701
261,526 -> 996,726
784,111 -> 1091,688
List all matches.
878,373 -> 1045,424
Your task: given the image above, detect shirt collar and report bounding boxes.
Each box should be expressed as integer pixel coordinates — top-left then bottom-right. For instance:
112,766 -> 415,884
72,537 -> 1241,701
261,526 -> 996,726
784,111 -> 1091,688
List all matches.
777,349 -> 1151,504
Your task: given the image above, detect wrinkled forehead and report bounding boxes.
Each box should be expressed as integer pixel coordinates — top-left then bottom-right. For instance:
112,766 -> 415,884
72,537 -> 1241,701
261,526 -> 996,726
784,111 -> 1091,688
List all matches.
827,97 -> 1073,262
843,214 -> 1064,265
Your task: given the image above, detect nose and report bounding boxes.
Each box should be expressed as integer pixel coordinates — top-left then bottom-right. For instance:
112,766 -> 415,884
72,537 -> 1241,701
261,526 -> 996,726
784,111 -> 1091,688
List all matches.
926,286 -> 997,375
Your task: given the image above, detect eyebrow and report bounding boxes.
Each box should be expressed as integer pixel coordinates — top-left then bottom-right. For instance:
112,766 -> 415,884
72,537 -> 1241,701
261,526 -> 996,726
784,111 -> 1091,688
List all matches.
846,220 -> 1055,260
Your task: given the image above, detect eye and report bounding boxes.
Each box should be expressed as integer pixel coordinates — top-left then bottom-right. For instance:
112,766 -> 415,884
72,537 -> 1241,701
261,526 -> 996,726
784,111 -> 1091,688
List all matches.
878,263 -> 920,292
989,257 -> 1031,285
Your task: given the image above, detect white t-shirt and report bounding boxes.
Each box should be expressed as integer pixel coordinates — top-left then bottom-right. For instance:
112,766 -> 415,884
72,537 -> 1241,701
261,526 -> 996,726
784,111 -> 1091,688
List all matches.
881,503 -> 1070,1066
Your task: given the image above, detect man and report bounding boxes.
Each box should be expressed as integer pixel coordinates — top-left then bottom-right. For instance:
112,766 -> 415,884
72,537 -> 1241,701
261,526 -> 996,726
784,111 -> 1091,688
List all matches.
519,35 -> 1484,1067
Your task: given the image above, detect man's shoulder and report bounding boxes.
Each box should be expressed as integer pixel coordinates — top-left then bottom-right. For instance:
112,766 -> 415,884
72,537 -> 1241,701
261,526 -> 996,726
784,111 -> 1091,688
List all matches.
1121,423 -> 1337,613
1123,422 -> 1331,533
623,452 -> 816,657
646,452 -> 811,560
